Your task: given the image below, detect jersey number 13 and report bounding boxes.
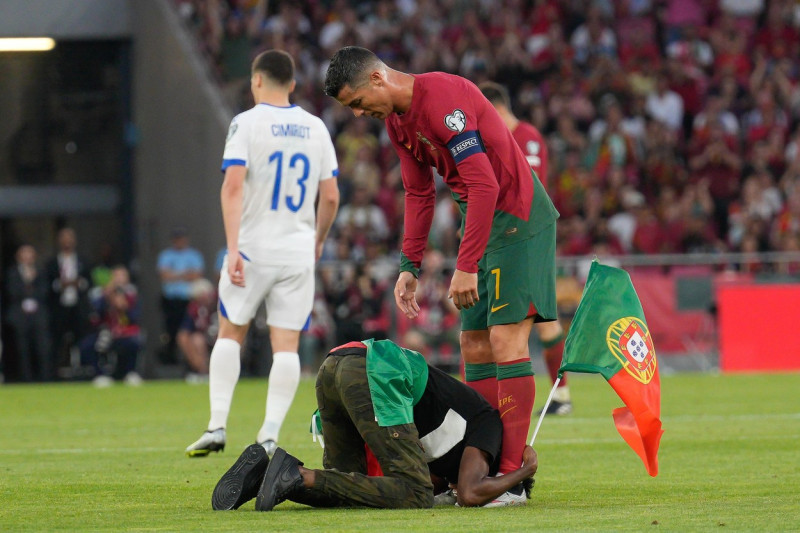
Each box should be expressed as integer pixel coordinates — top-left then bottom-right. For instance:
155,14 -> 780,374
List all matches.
268,150 -> 309,212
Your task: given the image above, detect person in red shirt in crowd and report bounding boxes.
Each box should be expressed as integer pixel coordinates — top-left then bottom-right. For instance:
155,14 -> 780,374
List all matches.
479,81 -> 573,415
709,12 -> 752,84
688,118 -> 743,238
754,3 -> 800,60
325,46 -> 561,506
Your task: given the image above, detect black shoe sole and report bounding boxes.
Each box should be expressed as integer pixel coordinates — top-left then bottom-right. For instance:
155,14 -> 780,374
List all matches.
255,448 -> 286,511
255,447 -> 301,511
211,444 -> 269,510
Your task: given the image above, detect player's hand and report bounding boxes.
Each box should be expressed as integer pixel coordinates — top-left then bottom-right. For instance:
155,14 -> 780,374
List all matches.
522,445 -> 538,475
228,252 -> 245,287
315,240 -> 325,262
448,269 -> 479,310
394,271 -> 420,319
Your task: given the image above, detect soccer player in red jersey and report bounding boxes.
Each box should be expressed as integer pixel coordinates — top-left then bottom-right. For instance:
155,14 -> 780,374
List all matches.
325,47 -> 559,505
479,81 -> 573,416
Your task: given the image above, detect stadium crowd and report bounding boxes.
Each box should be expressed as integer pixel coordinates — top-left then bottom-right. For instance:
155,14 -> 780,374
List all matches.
169,0 -> 800,360
5,0 -> 800,383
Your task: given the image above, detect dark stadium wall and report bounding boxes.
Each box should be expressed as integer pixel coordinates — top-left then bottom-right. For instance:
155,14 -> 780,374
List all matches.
0,0 -> 130,38
130,0 -> 231,376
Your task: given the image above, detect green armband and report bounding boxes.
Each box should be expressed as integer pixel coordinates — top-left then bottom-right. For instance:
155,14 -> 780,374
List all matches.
399,251 -> 420,278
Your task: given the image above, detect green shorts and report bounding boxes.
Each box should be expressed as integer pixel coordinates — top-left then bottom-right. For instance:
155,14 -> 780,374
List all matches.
461,222 -> 557,331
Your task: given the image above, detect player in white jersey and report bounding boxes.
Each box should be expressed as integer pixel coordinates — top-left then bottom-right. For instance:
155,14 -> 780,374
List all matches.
186,50 -> 340,457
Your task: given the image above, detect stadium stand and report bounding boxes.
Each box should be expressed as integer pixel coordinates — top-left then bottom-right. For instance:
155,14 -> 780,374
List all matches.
167,0 -> 800,368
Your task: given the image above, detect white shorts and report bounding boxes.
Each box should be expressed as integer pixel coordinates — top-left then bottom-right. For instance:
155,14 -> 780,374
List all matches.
218,256 -> 314,330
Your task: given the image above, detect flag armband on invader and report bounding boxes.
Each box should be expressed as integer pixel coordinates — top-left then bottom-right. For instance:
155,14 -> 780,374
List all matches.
310,409 -> 324,449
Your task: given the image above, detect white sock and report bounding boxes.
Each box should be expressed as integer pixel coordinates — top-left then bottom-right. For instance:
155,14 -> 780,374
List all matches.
553,385 -> 571,403
207,338 -> 241,431
256,351 -> 300,444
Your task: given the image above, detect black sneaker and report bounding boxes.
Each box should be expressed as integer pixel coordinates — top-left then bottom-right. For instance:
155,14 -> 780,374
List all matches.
211,444 -> 270,511
537,400 -> 573,416
255,447 -> 304,511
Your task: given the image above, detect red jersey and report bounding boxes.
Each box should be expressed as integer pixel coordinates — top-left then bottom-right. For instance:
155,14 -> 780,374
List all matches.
512,121 -> 548,189
386,72 -> 556,273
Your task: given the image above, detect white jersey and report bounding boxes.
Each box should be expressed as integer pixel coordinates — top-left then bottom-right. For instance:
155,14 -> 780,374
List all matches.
221,103 -> 338,266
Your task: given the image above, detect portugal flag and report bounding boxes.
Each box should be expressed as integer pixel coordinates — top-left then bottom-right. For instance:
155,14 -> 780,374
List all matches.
561,260 -> 664,476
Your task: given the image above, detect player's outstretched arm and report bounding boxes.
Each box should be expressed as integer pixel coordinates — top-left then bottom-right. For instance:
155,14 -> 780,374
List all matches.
455,445 -> 537,507
394,271 -> 420,319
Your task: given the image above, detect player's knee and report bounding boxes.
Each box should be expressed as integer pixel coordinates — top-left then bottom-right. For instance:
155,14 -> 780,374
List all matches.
460,330 -> 492,363
488,330 -> 527,362
536,320 -> 564,343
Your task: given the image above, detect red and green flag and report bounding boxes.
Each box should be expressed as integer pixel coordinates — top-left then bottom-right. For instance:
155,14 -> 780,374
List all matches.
561,260 -> 664,476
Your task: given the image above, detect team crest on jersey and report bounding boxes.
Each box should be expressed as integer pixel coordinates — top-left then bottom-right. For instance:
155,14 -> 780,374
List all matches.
416,131 -> 437,151
444,109 -> 466,133
226,121 -> 238,142
605,317 -> 657,384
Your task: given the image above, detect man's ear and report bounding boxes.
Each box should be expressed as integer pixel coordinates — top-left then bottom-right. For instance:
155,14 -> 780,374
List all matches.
370,70 -> 384,86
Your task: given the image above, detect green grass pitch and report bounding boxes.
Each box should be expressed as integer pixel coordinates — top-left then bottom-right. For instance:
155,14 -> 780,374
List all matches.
2,371 -> 799,531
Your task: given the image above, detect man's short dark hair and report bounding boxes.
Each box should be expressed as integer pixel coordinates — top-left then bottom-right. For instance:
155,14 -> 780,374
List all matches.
324,46 -> 381,98
478,81 -> 511,109
251,49 -> 295,86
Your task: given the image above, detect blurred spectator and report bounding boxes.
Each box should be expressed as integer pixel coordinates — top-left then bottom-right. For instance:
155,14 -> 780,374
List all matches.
586,95 -> 638,182
709,12 -> 752,82
754,2 -> 799,60
570,6 -> 617,69
693,87 -> 740,137
89,242 -> 117,291
45,227 -> 91,376
607,188 -> 644,253
79,265 -> 142,387
4,245 -> 53,382
176,278 -> 217,383
661,0 -> 710,45
719,0 -> 764,19
549,115 -> 588,173
334,185 -> 390,245
666,25 -> 714,71
771,187 -> 800,250
157,227 -> 205,364
646,70 -> 685,133
688,119 -> 743,237
411,250 -> 459,358
727,175 -> 781,248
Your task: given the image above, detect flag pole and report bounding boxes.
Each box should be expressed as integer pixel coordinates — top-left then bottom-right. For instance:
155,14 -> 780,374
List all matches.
529,377 -> 561,446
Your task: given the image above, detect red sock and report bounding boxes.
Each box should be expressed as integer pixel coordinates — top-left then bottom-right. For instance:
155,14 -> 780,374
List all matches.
543,338 -> 568,388
467,377 -> 499,409
497,359 -> 535,474
464,363 -> 498,409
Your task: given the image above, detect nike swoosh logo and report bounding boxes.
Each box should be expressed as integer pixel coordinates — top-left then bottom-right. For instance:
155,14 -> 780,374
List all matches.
505,227 -> 518,235
500,405 -> 517,418
491,303 -> 509,313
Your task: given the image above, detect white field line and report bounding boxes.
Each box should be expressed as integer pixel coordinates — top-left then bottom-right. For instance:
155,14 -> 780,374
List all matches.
0,413 -> 798,455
